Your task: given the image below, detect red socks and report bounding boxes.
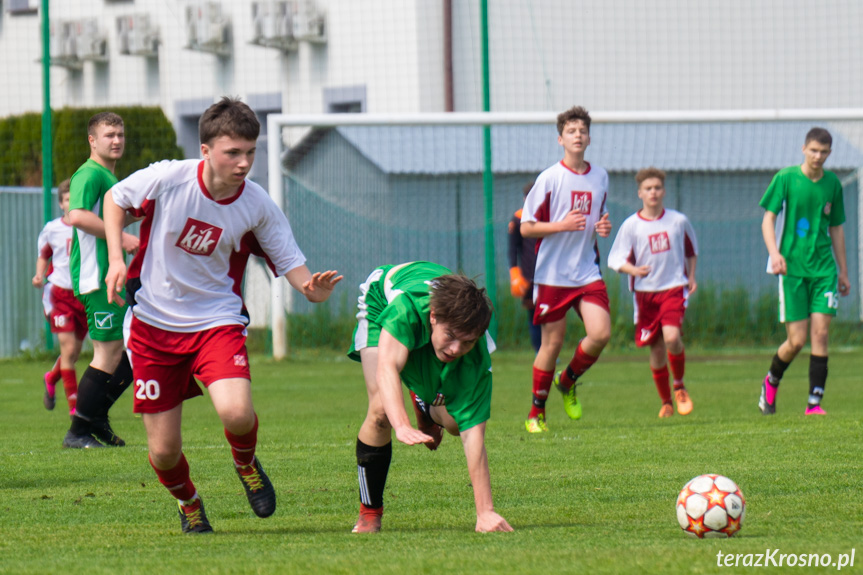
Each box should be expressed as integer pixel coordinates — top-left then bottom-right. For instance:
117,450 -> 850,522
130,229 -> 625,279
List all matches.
668,351 -> 685,388
150,453 -> 197,502
651,365 -> 671,404
529,367 -> 554,419
61,369 -> 77,412
47,357 -> 61,385
559,342 -> 599,389
225,414 -> 259,467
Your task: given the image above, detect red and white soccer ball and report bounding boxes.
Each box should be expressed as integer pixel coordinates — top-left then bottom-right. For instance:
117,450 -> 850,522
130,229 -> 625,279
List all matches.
676,474 -> 745,538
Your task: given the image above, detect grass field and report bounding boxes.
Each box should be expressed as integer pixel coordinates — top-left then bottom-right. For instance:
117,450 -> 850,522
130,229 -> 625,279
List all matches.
1,349 -> 861,574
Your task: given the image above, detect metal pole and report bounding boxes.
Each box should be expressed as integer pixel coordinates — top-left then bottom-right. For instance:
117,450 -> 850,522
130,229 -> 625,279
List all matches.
480,0 -> 497,339
41,0 -> 54,352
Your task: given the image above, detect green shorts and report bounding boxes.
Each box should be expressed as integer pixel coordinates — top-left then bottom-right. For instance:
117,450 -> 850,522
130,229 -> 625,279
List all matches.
347,266 -> 393,362
76,288 -> 128,342
778,274 -> 839,323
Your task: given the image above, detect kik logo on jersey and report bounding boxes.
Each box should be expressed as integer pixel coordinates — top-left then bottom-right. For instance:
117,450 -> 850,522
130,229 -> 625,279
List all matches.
176,218 -> 223,256
648,231 -> 670,254
570,191 -> 593,214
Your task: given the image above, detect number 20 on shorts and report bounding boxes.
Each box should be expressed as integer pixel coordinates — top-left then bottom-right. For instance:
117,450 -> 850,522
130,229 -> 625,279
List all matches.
135,379 -> 161,400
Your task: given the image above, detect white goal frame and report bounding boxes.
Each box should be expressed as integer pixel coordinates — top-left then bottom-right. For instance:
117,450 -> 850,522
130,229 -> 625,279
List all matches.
267,109 -> 863,359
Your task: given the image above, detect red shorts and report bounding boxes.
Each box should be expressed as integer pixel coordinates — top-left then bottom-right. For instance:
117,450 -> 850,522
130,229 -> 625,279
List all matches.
45,285 -> 88,340
633,286 -> 687,347
127,317 -> 251,414
533,280 -> 610,324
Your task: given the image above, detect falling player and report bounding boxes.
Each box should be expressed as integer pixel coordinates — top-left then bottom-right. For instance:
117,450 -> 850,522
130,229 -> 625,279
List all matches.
607,167 -> 698,418
521,105 -> 613,433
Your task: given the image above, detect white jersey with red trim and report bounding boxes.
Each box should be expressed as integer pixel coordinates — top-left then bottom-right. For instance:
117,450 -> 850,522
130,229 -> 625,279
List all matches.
111,159 -> 306,332
607,208 -> 698,292
521,161 -> 609,287
37,217 -> 74,290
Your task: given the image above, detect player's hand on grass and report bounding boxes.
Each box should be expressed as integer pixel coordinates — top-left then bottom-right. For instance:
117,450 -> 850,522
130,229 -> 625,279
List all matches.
105,260 -> 127,306
558,210 -> 587,232
769,252 -> 787,275
122,232 -> 140,255
393,424 -> 434,447
594,212 -> 612,237
301,270 -> 343,302
476,511 -> 513,533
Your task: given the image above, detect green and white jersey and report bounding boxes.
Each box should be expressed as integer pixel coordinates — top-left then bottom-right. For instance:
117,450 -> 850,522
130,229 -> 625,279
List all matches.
759,166 -> 845,278
349,261 -> 496,432
69,159 -> 119,296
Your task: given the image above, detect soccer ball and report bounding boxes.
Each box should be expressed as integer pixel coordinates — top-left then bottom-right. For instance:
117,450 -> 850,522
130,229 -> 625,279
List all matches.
676,474 -> 745,538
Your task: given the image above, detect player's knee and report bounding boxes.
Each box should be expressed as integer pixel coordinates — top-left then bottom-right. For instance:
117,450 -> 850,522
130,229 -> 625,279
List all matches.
148,445 -> 182,469
369,412 -> 391,433
664,334 -> 683,352
786,336 -> 806,353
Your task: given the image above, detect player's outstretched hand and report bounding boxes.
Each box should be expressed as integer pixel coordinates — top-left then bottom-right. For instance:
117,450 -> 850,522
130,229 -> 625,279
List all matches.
105,261 -> 127,306
393,424 -> 435,447
302,270 -> 343,303
476,511 -> 513,533
559,210 -> 587,232
594,212 -> 612,237
122,232 -> 140,256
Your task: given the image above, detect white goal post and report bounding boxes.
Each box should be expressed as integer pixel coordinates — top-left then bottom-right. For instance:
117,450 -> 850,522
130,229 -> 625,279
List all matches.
267,109 -> 863,359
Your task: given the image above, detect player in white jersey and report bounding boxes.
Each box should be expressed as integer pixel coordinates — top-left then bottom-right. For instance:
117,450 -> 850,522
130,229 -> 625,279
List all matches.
608,168 -> 698,418
32,180 -> 86,415
520,106 -> 613,433
104,97 -> 343,534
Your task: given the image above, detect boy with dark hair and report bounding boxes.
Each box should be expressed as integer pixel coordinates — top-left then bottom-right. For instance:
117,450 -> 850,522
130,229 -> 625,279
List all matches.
508,181 -> 541,352
520,105 -> 613,433
33,179 -> 87,415
104,96 -> 342,533
348,261 -> 512,534
758,127 -> 850,415
65,111 -> 138,448
608,167 -> 698,417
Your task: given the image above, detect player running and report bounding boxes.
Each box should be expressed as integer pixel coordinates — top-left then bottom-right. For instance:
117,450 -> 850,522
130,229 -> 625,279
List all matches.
758,127 -> 850,416
608,167 -> 698,418
104,97 -> 341,534
521,105 -> 613,433
32,179 -> 87,415
348,261 -> 512,534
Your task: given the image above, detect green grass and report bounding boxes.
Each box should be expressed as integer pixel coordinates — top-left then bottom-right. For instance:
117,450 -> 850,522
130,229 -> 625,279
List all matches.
1,350 -> 862,574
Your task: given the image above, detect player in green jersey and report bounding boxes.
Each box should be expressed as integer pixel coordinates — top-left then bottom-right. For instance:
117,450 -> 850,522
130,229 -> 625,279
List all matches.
758,127 -> 850,416
348,262 -> 512,534
65,112 -> 140,448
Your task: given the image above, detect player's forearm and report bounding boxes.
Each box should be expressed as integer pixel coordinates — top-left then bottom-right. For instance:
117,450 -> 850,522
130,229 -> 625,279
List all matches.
761,212 -> 780,257
686,256 -> 698,279
34,258 -> 49,280
284,264 -> 312,293
616,262 -> 640,276
829,226 -> 849,275
68,208 -> 107,239
377,365 -> 412,430
461,423 -> 495,515
520,220 -> 563,238
103,191 -> 126,263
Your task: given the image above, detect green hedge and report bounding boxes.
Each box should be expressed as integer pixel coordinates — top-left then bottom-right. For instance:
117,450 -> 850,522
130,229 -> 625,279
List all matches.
0,106 -> 184,186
